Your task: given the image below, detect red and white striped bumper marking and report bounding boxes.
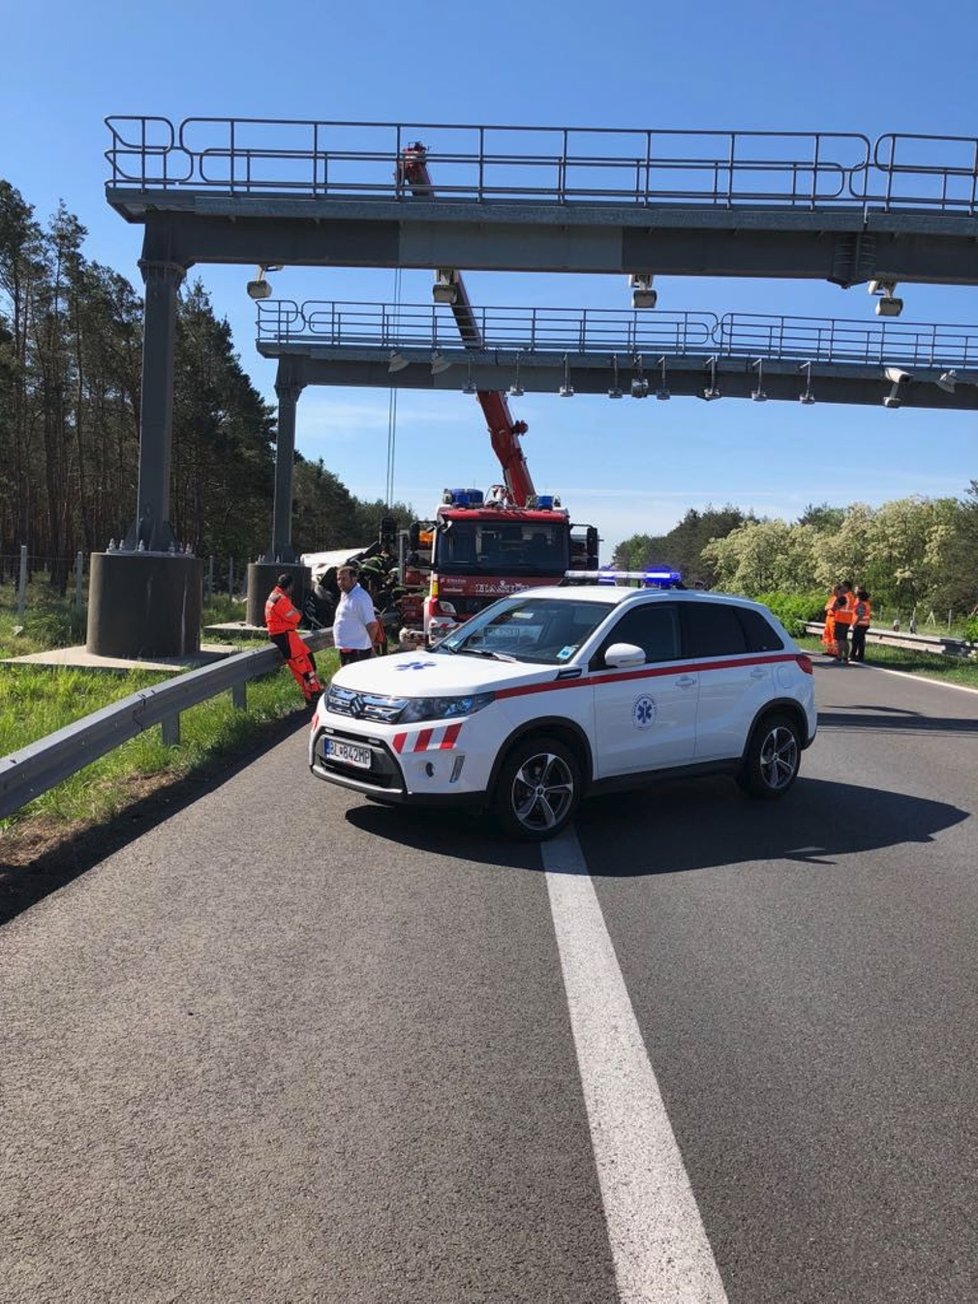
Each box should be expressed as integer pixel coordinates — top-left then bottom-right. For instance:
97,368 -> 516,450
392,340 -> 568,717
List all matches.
393,722 -> 462,754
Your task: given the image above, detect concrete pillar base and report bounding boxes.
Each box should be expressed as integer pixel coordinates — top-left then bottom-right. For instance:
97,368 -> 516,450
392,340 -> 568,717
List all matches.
246,562 -> 310,629
86,552 -> 203,658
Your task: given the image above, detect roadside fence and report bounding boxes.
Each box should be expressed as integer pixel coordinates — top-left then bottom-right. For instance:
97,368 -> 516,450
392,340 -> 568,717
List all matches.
0,550 -> 252,614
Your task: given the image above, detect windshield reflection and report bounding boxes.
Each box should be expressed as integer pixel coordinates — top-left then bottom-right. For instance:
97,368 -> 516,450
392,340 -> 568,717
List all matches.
437,595 -> 615,665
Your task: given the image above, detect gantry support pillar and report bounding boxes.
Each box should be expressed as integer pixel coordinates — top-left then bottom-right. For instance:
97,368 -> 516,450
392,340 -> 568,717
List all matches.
86,257 -> 203,659
246,361 -> 309,627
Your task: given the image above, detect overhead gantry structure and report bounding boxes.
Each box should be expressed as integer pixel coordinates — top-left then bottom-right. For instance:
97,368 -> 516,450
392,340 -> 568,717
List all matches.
98,116 -> 978,656
107,118 -> 978,287
257,302 -> 978,411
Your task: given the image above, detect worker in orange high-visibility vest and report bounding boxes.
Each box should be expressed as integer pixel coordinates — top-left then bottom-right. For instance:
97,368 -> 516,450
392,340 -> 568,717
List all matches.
851,587 -> 873,663
265,574 -> 322,703
833,580 -> 858,664
822,585 -> 842,657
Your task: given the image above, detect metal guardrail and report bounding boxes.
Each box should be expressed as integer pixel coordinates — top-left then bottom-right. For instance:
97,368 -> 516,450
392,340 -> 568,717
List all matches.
0,631 -> 332,822
104,118 -> 978,215
803,623 -> 975,659
258,300 -> 978,372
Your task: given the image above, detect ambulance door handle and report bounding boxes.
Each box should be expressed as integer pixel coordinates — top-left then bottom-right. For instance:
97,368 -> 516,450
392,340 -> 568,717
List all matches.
676,674 -> 697,688
750,667 -> 767,679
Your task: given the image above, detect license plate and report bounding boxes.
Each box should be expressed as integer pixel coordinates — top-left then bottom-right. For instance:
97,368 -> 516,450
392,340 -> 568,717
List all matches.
323,738 -> 371,770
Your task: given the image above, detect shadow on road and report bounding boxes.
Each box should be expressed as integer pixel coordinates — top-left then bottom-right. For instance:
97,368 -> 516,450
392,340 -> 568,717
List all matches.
574,776 -> 968,877
346,775 -> 968,879
818,708 -> 978,735
347,802 -> 542,872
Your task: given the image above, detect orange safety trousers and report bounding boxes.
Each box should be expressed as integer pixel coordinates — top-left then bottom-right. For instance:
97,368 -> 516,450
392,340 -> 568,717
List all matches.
281,629 -> 322,702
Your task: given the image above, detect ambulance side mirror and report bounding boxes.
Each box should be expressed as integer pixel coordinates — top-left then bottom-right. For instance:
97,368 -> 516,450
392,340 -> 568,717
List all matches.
603,642 -> 645,668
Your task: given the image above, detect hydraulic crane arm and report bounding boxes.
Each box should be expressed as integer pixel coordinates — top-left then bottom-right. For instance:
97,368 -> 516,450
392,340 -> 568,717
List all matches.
397,142 -> 536,506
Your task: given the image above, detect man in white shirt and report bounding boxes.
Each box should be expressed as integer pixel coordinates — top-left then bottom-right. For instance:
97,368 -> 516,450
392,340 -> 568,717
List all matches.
332,565 -> 382,666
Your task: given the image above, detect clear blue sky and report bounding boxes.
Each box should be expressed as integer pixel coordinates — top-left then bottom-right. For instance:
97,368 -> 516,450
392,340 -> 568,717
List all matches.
4,0 -> 976,556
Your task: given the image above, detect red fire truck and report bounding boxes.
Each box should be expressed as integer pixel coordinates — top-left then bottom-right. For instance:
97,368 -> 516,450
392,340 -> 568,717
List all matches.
396,144 -> 599,644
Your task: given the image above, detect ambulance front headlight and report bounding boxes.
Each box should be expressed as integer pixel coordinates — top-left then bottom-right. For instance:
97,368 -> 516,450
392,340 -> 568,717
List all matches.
399,692 -> 495,723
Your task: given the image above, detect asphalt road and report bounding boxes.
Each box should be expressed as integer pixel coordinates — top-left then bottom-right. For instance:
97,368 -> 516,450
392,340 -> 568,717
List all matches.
2,660 -> 976,1303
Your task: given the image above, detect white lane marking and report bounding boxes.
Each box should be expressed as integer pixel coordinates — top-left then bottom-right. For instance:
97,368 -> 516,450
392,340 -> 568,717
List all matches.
543,828 -> 728,1304
873,665 -> 978,695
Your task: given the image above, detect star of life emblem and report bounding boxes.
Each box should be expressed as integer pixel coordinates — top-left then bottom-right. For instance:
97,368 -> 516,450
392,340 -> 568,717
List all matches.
632,695 -> 656,728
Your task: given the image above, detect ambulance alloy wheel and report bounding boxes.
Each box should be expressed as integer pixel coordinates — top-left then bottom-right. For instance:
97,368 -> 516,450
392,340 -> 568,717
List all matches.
492,735 -> 581,840
739,712 -> 801,799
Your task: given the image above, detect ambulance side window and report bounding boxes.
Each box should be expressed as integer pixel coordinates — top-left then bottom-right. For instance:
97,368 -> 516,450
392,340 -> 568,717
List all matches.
680,601 -> 749,657
736,606 -> 785,652
592,603 -> 680,669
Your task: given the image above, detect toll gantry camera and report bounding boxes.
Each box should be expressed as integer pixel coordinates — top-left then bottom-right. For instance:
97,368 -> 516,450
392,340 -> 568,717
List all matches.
246,265 -> 283,300
883,365 -> 912,408
629,273 -> 657,310
869,278 -> 904,318
433,269 -> 460,305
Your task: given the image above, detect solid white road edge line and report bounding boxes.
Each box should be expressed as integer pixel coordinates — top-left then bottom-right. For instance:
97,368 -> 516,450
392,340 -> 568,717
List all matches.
543,828 -> 729,1304
874,665 -> 978,695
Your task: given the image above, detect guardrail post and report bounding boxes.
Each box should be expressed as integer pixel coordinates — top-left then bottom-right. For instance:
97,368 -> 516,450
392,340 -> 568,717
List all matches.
232,682 -> 247,710
17,545 -> 27,617
161,714 -> 180,746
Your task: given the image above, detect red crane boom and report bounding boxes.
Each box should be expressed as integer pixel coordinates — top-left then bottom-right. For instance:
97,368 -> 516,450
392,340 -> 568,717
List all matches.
397,142 -> 536,506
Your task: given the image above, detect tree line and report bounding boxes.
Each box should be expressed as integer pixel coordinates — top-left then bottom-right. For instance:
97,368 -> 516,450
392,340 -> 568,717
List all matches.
0,180 -> 412,593
614,493 -> 978,621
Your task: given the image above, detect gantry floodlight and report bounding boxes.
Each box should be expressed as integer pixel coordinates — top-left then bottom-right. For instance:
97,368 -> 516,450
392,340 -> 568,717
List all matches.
630,273 -> 657,310
869,278 -> 904,318
559,354 -> 574,397
246,263 -> 281,300
433,269 -> 459,305
799,361 -> 815,404
936,370 -> 958,393
630,354 -> 648,398
655,356 -> 671,400
703,356 -> 721,400
462,363 -> 477,395
388,352 -> 410,373
883,364 -> 911,408
608,355 -> 623,398
751,358 -> 767,402
430,352 -> 451,375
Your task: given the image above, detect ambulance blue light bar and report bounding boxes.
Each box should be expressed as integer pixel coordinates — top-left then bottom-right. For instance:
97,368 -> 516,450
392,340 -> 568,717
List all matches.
563,569 -> 683,589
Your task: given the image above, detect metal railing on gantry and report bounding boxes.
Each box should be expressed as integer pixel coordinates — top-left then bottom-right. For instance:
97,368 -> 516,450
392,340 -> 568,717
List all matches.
104,118 -> 978,214
257,301 -> 978,371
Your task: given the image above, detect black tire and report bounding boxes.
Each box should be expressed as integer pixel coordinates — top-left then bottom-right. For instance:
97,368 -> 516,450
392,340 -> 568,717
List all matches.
739,712 -> 802,799
492,735 -> 582,840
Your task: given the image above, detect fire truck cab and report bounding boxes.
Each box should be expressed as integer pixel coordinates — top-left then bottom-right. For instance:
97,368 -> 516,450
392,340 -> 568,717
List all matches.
407,487 -> 598,644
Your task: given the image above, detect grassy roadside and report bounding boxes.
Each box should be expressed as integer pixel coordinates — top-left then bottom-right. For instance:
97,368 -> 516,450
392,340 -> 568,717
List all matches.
1,583 -> 339,867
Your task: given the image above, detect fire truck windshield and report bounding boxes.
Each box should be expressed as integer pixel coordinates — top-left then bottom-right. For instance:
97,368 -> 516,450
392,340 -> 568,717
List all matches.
434,520 -> 569,577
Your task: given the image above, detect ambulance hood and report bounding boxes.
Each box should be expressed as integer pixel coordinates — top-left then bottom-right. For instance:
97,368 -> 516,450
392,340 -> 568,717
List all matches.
331,647 -> 566,697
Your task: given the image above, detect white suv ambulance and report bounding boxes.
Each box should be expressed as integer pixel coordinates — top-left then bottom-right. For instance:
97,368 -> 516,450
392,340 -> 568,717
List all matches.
309,584 -> 817,840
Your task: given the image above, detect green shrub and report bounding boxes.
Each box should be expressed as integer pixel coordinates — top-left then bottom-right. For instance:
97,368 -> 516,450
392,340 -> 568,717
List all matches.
755,590 -> 826,638
963,615 -> 978,645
